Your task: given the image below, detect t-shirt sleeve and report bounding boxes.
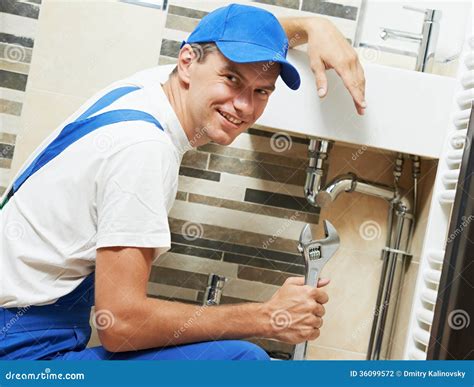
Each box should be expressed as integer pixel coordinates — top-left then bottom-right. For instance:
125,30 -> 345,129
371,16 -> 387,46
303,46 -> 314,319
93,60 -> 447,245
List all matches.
95,139 -> 174,257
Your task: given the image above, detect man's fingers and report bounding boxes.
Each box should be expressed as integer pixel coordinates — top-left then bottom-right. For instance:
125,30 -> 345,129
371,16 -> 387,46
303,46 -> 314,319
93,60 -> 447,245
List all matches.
284,276 -> 305,286
309,288 -> 329,304
337,65 -> 366,115
310,58 -> 328,98
317,278 -> 330,287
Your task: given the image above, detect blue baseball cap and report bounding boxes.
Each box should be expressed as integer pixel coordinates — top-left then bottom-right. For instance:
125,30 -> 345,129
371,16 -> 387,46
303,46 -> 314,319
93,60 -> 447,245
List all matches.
180,3 -> 301,90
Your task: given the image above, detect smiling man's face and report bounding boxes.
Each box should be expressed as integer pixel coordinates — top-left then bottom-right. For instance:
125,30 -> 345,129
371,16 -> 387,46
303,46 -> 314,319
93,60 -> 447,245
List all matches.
182,46 -> 281,146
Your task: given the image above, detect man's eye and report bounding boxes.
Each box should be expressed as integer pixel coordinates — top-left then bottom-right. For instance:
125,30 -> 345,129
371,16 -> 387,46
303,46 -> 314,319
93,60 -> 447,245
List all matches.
226,75 -> 238,83
256,89 -> 268,95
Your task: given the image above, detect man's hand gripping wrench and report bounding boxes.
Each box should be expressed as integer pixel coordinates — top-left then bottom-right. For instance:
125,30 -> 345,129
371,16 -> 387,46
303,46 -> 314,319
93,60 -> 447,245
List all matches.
293,220 -> 340,360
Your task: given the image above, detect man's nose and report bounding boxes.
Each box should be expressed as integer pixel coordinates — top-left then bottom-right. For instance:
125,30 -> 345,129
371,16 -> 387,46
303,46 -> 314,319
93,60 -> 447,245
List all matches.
232,88 -> 254,117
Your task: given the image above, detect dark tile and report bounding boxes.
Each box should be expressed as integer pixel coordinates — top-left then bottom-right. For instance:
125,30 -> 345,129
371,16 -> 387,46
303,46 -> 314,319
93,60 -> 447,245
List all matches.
302,0 -> 358,21
0,143 -> 15,159
169,218 -> 299,254
149,293 -> 200,305
181,149 -> 209,169
244,188 -> 320,215
208,154 -> 306,185
252,0 -> 299,9
197,291 -> 248,305
149,266 -> 208,291
175,190 -> 187,201
0,0 -> 40,19
168,5 -> 208,19
188,193 -> 319,223
171,232 -> 303,266
170,242 -> 223,260
0,70 -> 28,91
237,265 -> 293,286
248,127 -> 309,145
159,39 -> 181,58
198,142 -> 306,169
224,252 -> 304,275
0,33 -> 34,48
179,166 -> 220,182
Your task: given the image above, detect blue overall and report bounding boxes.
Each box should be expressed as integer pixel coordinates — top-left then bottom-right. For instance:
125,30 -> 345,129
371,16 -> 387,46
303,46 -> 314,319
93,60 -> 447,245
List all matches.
0,86 -> 269,361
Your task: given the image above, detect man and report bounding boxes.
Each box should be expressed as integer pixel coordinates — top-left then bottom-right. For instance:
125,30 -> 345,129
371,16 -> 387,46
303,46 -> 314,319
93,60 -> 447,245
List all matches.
0,4 -> 365,360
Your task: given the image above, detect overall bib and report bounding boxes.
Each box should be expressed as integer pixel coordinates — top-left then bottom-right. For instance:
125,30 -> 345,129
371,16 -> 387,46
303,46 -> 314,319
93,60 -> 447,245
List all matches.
0,86 -> 269,361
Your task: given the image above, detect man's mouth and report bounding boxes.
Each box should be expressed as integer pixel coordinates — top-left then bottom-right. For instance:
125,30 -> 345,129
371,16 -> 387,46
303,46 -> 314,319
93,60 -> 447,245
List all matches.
217,109 -> 243,126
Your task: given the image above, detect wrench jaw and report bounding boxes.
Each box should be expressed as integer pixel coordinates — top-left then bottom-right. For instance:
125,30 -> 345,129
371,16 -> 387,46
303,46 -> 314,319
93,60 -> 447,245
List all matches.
297,221 -> 340,281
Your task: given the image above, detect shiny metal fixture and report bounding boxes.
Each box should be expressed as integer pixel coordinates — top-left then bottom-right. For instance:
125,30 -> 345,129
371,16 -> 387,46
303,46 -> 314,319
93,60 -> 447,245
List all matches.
378,5 -> 442,72
293,220 -> 340,360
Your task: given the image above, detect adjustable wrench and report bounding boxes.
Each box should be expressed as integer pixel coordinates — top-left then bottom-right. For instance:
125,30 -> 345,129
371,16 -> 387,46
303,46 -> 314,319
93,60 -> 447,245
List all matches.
293,220 -> 340,360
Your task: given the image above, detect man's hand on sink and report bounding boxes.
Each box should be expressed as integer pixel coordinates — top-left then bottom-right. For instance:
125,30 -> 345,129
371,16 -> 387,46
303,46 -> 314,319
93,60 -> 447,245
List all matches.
279,16 -> 367,115
261,276 -> 330,345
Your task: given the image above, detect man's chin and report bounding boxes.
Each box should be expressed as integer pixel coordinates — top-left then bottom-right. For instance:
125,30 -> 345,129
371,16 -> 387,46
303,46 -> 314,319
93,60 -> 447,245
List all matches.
207,127 -> 239,146
212,135 -> 235,146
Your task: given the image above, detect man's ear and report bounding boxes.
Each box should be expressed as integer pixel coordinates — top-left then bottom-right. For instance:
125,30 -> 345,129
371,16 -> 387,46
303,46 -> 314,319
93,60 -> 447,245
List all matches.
176,44 -> 196,86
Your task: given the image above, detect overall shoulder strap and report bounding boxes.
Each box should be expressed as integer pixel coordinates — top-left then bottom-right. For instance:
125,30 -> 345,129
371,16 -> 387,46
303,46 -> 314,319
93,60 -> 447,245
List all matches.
0,86 -> 163,209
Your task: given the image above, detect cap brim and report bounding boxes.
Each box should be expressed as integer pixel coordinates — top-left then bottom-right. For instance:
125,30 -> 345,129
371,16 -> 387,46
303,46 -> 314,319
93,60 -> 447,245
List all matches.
215,41 -> 301,90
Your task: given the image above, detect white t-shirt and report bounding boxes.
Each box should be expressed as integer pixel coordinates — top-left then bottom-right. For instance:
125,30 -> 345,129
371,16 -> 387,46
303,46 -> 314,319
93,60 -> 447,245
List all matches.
0,65 -> 192,308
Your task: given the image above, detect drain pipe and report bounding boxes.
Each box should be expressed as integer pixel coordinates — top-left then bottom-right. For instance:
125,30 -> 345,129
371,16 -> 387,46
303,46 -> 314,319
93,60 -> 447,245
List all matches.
304,139 -> 332,206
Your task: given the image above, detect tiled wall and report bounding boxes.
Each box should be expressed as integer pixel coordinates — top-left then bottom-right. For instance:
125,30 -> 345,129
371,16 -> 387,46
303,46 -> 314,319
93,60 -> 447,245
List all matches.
159,0 -> 361,64
144,0 -> 369,359
2,0 -> 439,360
0,0 -> 41,194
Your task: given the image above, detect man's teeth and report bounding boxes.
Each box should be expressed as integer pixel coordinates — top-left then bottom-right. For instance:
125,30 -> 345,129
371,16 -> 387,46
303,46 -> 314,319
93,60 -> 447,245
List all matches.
219,110 -> 242,125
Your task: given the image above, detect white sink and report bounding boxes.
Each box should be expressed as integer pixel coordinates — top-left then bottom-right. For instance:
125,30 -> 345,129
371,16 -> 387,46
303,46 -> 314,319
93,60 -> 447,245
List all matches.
258,49 -> 457,159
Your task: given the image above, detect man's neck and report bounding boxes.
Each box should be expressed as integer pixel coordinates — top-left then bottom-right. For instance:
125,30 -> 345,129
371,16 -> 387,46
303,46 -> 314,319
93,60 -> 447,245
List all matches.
161,76 -> 199,147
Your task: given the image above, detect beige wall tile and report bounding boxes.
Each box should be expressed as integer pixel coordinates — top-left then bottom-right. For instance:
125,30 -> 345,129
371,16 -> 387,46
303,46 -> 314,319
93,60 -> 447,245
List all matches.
307,344 -> 366,360
27,0 -> 165,98
312,250 -> 383,354
169,200 -> 308,239
10,88 -> 85,178
155,252 -> 239,278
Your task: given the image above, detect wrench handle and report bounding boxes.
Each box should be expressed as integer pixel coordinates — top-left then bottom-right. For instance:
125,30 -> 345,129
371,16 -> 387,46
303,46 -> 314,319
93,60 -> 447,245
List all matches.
293,267 -> 321,360
306,267 -> 321,287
